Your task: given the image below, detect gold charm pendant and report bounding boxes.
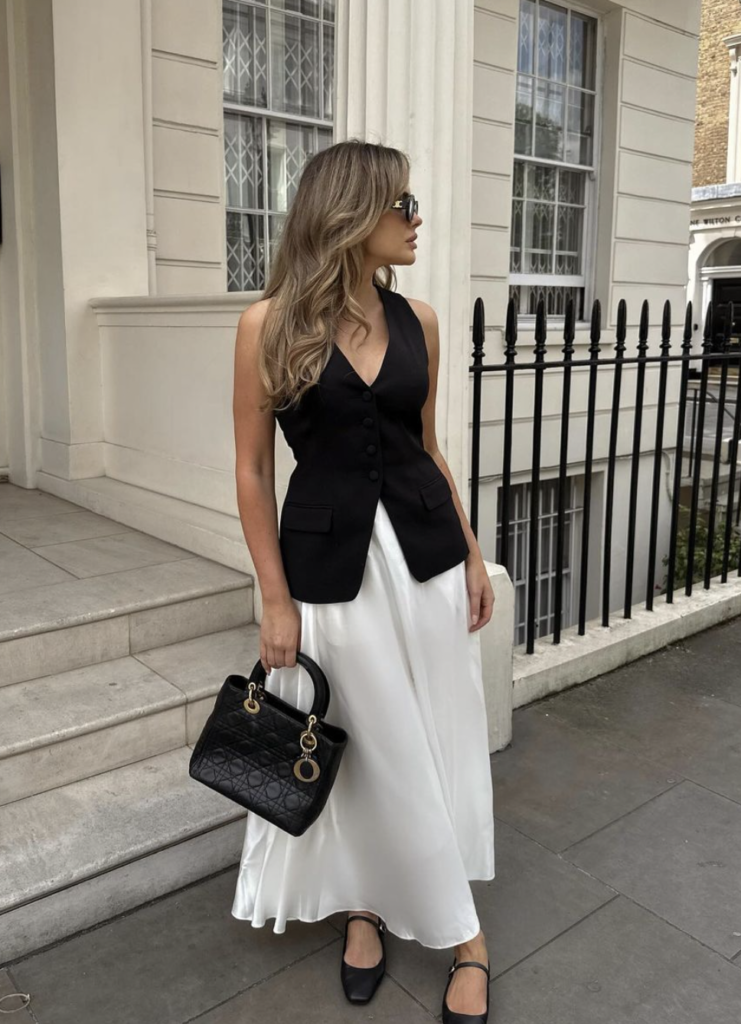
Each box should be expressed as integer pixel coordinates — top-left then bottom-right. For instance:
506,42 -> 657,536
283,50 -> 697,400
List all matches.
293,714 -> 321,782
243,680 -> 262,715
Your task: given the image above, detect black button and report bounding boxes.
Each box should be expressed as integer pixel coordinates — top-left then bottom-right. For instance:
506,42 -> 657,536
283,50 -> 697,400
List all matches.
362,390 -> 373,402
363,417 -> 374,427
366,444 -> 377,455
368,470 -> 379,481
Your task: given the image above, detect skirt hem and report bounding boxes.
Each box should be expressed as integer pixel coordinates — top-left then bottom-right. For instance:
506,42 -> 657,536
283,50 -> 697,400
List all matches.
230,870 -> 497,950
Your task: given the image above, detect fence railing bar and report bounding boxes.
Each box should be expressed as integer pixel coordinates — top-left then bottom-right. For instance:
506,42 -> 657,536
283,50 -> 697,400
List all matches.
624,301 -> 650,618
578,300 -> 601,634
554,297 -> 576,644
646,300 -> 672,611
526,300 -> 547,654
499,298 -> 518,578
666,302 -> 693,603
468,349 -> 741,373
685,302 -> 714,597
470,297 -> 485,539
602,299 -> 627,627
722,370 -> 741,581
706,302 -> 733,589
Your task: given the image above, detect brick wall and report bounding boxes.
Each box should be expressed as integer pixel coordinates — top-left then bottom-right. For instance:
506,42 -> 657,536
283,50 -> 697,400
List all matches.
693,0 -> 741,186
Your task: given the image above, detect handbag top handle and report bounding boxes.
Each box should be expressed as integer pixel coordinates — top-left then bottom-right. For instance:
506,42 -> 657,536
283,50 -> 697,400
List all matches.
245,650 -> 332,721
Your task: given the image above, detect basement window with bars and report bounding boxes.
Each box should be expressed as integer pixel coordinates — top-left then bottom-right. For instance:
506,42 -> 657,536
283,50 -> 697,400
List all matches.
496,477 -> 583,646
223,0 -> 336,291
510,0 -> 598,321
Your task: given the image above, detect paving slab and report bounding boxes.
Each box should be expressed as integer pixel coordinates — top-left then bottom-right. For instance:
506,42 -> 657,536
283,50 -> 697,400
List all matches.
566,779 -> 741,959
8,869 -> 340,1024
193,940 -> 437,1024
489,705 -> 678,851
382,819 -> 614,1013
531,651 -> 741,804
490,896 -> 741,1024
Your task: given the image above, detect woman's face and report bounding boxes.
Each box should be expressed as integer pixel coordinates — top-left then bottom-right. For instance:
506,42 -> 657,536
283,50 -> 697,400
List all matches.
364,182 -> 422,267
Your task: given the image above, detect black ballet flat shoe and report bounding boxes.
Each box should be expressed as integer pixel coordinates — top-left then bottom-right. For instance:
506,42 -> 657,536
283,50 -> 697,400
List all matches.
441,958 -> 490,1023
340,913 -> 387,1004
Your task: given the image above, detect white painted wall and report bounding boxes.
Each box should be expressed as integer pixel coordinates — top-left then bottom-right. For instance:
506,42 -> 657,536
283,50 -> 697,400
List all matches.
150,0 -> 226,294
469,0 -> 701,615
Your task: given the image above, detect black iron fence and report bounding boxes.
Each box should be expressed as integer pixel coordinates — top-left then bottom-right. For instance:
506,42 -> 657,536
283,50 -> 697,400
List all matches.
470,296 -> 741,654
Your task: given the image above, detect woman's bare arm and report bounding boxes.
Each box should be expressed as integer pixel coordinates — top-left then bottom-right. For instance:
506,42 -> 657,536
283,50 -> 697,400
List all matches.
233,301 -> 300,667
410,298 -> 495,630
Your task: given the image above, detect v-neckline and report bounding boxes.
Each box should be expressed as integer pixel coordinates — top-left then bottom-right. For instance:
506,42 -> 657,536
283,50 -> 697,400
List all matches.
332,282 -> 392,389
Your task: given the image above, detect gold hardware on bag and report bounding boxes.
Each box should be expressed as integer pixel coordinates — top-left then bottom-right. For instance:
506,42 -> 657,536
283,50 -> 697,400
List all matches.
294,713 -> 321,782
244,680 -> 262,715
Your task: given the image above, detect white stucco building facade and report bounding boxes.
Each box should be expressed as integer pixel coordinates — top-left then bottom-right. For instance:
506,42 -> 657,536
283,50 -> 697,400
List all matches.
0,0 -> 702,641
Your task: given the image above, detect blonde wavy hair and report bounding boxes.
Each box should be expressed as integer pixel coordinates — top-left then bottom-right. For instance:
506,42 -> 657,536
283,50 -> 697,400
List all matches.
257,139 -> 411,413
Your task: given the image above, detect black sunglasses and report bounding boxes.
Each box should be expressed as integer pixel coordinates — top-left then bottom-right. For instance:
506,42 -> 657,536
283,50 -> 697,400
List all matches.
390,193 -> 419,222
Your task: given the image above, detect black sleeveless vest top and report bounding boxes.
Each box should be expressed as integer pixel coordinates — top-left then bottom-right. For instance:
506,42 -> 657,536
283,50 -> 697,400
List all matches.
274,283 -> 470,603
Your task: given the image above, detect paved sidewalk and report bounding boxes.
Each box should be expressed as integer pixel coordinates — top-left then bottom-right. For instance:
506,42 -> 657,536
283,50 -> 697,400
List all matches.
3,616 -> 741,1023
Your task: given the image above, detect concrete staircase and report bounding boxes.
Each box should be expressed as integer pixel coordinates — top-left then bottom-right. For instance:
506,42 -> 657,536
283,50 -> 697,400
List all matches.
0,484 -> 261,962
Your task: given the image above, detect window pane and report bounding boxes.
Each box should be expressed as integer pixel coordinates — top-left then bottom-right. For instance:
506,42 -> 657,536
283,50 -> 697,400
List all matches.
511,198 -> 523,272
524,201 -> 554,273
267,120 -> 315,211
558,168 -> 585,204
223,1 -> 268,107
515,74 -> 534,155
323,0 -> 335,21
518,0 -> 536,74
526,162 -> 556,201
272,0 -> 320,15
270,10 -> 321,117
323,22 -> 335,121
268,212 -> 287,266
537,1 -> 568,82
534,79 -> 564,160
565,88 -> 594,165
226,211 -> 265,291
224,113 -> 264,209
569,11 -> 597,90
556,203 -> 583,274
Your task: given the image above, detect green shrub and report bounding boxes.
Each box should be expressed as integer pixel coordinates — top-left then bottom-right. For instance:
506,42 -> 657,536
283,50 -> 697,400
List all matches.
659,503 -> 741,591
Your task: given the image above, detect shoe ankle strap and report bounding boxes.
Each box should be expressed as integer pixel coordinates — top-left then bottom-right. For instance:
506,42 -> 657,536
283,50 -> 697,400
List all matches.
347,914 -> 386,932
449,959 -> 489,976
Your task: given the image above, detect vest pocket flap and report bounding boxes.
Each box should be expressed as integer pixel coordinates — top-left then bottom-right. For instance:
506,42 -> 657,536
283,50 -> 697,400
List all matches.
281,502 -> 334,532
419,474 -> 452,510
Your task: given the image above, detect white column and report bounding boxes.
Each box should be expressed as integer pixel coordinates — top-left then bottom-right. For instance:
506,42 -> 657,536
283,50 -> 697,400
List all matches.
725,33 -> 741,183
335,0 -> 476,492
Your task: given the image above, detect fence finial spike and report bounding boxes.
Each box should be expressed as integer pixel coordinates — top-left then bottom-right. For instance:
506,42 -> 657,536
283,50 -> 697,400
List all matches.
615,298 -> 627,355
682,300 -> 693,354
589,298 -> 601,355
638,299 -> 649,354
534,295 -> 547,357
472,296 -> 486,364
660,299 -> 672,355
505,296 -> 518,363
562,296 -> 575,357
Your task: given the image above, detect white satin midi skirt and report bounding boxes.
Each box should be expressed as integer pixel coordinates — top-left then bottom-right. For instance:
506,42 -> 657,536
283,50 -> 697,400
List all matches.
231,497 -> 496,949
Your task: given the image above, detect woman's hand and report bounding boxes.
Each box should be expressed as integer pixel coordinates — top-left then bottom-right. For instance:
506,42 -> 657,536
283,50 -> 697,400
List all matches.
260,597 -> 302,673
465,554 -> 495,632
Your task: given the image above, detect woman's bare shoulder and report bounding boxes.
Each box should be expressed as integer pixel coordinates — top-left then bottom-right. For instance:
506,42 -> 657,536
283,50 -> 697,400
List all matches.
405,297 -> 438,328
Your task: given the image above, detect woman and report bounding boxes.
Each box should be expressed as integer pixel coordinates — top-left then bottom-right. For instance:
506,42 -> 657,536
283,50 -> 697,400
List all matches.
230,139 -> 496,1023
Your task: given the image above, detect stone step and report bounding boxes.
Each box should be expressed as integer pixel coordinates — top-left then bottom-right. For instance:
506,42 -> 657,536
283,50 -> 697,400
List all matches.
0,746 -> 249,962
0,557 -> 254,688
0,625 -> 262,806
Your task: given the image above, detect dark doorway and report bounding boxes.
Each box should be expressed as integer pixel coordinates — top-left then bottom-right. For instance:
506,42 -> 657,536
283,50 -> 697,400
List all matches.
711,279 -> 741,369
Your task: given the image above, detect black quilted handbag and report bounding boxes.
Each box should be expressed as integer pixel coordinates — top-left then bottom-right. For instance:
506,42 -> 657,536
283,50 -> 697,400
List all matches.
188,651 -> 349,837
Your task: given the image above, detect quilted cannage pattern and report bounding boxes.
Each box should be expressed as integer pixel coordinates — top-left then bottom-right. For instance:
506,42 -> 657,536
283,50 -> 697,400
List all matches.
189,674 -> 349,837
